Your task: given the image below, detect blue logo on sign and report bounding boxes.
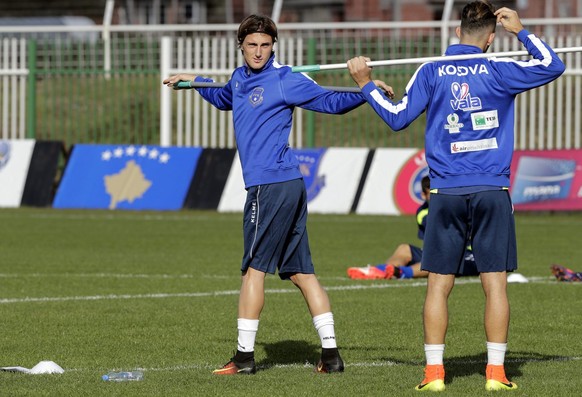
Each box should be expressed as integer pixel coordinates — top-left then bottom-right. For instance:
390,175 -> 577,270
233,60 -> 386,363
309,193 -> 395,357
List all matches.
512,156 -> 576,204
0,140 -> 11,170
249,87 -> 264,107
295,148 -> 326,202
54,144 -> 202,210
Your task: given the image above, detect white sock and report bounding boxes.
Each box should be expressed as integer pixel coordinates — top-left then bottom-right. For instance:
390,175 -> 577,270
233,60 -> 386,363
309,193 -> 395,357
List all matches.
237,318 -> 259,353
312,312 -> 337,349
424,344 -> 445,365
486,342 -> 507,366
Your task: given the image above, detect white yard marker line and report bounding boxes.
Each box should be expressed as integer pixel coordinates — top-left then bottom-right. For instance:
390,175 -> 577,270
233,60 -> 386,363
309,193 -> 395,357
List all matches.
58,355 -> 582,373
0,276 -> 564,305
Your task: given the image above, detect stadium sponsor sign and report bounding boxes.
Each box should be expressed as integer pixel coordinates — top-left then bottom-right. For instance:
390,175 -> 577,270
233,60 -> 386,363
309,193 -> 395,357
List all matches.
53,144 -> 202,210
510,150 -> 582,211
0,140 -> 35,207
356,148 -> 428,215
218,147 -> 369,214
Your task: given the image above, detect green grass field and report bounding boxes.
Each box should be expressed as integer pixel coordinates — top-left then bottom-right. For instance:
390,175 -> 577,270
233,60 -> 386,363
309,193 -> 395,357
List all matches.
0,208 -> 580,396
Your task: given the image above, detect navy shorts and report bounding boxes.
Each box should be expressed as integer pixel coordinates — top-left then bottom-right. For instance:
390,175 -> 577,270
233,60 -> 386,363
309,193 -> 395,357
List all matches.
241,178 -> 314,280
421,190 -> 517,274
409,245 -> 423,265
411,244 -> 478,276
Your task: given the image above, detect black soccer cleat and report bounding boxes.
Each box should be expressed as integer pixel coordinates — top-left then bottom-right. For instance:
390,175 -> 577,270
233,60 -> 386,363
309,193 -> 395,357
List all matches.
213,351 -> 256,375
213,357 -> 257,375
315,349 -> 344,373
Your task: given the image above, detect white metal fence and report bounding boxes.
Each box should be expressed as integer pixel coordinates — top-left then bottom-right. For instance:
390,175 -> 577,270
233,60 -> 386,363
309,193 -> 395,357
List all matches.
159,18 -> 582,150
1,18 -> 582,149
0,38 -> 27,140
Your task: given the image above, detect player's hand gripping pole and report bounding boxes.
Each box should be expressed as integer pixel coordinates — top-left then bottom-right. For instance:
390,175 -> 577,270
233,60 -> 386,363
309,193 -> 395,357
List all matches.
173,81 -> 361,92
291,46 -> 582,73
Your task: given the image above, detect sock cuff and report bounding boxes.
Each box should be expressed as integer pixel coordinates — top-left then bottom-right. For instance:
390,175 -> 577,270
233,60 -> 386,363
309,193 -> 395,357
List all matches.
424,344 -> 445,365
424,344 -> 445,352
312,312 -> 334,329
400,266 -> 414,279
486,342 -> 507,351
424,343 -> 445,351
238,318 -> 259,332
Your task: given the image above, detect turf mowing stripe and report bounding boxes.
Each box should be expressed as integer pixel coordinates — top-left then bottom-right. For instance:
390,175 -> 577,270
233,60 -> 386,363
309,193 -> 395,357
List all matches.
0,276 -> 567,305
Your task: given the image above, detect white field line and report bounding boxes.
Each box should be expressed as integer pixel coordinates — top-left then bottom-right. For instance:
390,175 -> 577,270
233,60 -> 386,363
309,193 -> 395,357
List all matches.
0,276 -> 568,305
58,355 -> 582,373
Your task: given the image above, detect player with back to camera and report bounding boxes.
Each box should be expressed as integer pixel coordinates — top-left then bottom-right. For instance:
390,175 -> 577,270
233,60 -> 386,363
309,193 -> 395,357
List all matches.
164,14 -> 393,375
347,1 -> 565,392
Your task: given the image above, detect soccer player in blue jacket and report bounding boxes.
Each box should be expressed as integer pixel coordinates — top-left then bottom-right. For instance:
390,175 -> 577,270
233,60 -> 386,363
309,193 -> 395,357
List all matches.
164,14 -> 393,375
347,2 -> 565,392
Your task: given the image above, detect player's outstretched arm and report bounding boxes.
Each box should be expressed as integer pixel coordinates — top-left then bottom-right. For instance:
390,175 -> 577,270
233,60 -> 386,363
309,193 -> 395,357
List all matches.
495,7 -> 524,35
162,73 -> 197,89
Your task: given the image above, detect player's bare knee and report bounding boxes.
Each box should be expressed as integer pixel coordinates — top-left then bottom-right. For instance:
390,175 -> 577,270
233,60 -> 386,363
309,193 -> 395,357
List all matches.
396,243 -> 412,258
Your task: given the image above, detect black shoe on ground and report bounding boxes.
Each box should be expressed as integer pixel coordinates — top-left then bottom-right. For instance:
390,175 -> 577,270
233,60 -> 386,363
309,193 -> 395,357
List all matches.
213,351 -> 256,375
315,348 -> 344,373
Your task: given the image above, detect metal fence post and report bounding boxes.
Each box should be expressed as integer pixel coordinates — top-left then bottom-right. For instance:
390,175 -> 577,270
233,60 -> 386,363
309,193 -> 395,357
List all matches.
160,36 -> 172,147
26,39 -> 36,139
306,38 -> 316,147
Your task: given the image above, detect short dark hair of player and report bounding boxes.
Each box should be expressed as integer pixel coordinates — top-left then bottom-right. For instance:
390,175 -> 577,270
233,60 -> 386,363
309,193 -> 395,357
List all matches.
421,175 -> 430,194
460,1 -> 497,35
237,14 -> 278,46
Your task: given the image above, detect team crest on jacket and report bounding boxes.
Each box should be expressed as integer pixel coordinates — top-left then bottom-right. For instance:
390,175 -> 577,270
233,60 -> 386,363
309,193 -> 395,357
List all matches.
249,87 -> 264,107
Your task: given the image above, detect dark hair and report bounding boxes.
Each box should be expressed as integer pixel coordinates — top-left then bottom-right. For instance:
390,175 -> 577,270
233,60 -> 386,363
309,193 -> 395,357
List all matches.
460,1 -> 497,35
421,175 -> 430,193
237,14 -> 278,46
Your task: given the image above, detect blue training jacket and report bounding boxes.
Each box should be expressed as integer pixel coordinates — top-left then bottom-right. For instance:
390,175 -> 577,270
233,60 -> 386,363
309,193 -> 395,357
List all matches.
194,53 -> 365,188
360,30 -> 565,189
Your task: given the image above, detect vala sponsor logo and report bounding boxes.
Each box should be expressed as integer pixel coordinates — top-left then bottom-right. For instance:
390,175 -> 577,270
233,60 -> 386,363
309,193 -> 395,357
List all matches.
450,137 -> 498,153
471,110 -> 499,130
450,82 -> 482,112
438,63 -> 489,77
249,87 -> 264,107
444,113 -> 464,133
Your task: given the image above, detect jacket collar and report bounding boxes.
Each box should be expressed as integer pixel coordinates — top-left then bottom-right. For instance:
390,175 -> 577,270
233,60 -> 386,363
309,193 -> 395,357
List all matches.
445,44 -> 484,56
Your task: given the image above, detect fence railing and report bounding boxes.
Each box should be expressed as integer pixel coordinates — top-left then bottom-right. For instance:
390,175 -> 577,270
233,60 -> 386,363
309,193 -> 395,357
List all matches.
0,37 -> 27,140
1,19 -> 582,149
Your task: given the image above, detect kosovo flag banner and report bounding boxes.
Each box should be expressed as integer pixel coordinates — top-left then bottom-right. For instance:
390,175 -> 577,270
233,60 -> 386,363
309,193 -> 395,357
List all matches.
53,144 -> 202,210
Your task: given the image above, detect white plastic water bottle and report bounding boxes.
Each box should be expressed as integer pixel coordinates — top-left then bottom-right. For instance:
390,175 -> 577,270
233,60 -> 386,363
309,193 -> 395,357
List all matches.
102,370 -> 144,381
